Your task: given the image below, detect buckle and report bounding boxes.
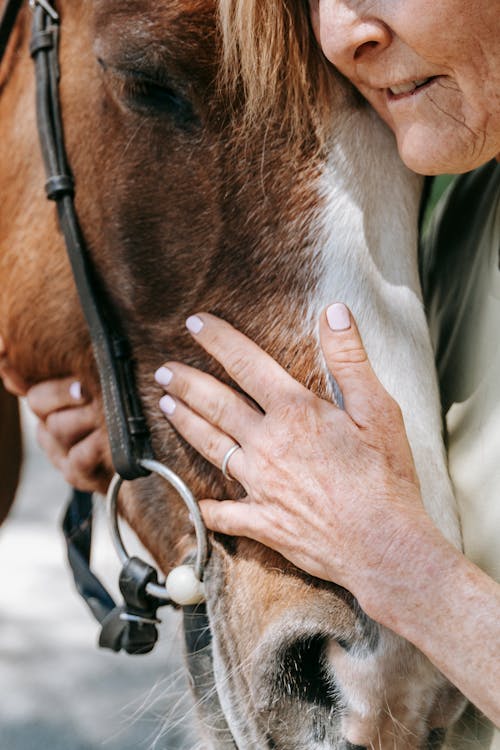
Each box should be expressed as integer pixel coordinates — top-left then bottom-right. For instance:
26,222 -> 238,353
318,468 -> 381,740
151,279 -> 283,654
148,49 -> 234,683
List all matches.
29,0 -> 59,22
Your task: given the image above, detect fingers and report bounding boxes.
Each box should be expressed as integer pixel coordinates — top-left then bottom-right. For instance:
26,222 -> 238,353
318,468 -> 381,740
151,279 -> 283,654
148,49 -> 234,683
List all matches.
37,422 -> 111,493
159,393 -> 245,485
200,498 -> 265,539
320,303 -> 396,427
44,404 -> 100,450
185,313 -> 305,411
31,376 -> 110,494
155,361 -> 261,444
37,420 -> 66,469
65,428 -> 111,493
27,378 -> 86,420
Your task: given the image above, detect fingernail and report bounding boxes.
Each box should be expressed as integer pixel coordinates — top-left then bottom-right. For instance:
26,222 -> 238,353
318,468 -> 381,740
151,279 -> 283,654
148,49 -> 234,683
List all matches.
159,394 -> 176,416
154,366 -> 173,387
326,303 -> 351,331
186,315 -> 204,334
69,381 -> 82,400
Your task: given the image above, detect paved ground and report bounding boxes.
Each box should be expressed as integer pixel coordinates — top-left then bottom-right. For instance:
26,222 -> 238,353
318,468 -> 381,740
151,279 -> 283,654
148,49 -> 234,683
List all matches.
0,405 -> 199,750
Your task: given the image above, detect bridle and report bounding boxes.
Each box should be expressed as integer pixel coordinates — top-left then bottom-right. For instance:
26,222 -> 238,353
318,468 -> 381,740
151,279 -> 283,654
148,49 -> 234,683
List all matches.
1,0 -> 210,655
1,3 -> 235,744
0,0 -> 210,656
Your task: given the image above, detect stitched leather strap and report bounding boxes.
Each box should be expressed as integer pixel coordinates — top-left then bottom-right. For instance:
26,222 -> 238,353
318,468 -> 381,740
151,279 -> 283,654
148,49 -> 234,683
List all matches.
30,4 -> 153,479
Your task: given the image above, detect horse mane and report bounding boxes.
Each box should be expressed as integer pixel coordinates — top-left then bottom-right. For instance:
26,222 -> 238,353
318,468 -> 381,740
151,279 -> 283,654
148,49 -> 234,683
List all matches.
217,0 -> 340,147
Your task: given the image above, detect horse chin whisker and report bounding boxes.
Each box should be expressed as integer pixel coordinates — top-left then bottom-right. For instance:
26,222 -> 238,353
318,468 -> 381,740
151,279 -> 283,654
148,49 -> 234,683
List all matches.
139,651 -> 259,750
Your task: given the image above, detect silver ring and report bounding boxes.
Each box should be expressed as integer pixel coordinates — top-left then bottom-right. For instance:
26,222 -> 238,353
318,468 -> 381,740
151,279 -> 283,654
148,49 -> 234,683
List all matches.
221,443 -> 241,481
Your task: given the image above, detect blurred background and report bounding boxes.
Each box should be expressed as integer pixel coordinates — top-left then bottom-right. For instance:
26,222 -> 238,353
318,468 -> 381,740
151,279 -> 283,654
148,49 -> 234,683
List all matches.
0,404 -> 198,750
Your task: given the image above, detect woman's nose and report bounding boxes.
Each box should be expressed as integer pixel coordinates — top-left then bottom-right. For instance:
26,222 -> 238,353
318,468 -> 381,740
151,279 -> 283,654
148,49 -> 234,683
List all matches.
314,2 -> 392,73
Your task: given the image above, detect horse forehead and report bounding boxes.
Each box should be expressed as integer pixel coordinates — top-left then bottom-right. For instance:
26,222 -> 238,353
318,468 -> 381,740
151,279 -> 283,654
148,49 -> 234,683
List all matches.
88,0 -> 218,76
91,0 -> 216,42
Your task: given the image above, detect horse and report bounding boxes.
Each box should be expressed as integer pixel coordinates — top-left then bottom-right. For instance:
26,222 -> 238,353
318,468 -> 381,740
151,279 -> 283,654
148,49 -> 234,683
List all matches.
0,0 -> 468,747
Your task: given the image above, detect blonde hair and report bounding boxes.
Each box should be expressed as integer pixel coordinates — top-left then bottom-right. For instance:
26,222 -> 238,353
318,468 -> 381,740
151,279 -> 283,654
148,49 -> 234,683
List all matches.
218,0 -> 338,146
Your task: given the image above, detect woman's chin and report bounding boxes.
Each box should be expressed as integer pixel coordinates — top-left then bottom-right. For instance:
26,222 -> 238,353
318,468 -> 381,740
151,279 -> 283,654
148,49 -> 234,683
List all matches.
396,128 -> 499,176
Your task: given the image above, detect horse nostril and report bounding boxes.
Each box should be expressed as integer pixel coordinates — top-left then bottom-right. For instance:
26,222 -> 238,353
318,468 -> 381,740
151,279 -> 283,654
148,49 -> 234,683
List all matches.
343,743 -> 367,750
274,634 -> 334,708
427,728 -> 447,749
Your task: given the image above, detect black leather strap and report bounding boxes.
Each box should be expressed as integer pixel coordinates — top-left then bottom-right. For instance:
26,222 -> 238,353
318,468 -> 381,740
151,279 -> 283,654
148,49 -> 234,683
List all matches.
62,490 -> 116,623
4,0 -> 199,664
63,490 -> 168,655
29,4 -> 153,479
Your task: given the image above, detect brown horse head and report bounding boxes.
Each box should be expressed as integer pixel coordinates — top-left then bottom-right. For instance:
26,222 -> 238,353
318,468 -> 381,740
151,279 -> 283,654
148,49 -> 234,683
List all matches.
0,1 -> 466,746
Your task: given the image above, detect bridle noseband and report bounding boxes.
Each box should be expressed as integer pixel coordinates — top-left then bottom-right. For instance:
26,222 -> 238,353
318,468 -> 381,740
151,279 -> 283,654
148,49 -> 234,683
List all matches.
1,0 -> 210,655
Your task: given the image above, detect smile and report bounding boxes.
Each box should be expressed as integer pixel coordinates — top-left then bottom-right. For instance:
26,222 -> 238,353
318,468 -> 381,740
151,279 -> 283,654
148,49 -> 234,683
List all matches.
387,76 -> 437,99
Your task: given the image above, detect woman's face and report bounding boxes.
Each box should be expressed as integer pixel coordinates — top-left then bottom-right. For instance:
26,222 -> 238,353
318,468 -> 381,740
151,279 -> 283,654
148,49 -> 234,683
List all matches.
310,0 -> 500,174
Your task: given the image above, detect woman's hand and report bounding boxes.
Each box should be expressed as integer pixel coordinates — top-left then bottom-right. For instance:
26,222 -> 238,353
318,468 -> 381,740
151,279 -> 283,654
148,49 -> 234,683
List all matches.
0,339 -> 111,495
154,304 -> 432,607
26,378 -> 112,494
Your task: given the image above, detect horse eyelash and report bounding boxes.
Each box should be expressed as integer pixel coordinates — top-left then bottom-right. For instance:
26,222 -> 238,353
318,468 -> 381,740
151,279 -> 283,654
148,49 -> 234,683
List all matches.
116,74 -> 199,126
97,57 -> 197,123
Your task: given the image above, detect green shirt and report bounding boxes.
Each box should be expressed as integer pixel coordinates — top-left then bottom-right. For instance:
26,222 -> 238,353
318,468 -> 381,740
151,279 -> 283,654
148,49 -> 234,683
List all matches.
422,160 -> 500,747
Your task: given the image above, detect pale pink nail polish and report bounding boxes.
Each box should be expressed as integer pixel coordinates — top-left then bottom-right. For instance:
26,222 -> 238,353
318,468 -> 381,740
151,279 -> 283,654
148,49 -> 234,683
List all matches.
159,394 -> 176,416
326,303 -> 351,331
154,366 -> 173,387
69,381 -> 82,400
186,315 -> 204,334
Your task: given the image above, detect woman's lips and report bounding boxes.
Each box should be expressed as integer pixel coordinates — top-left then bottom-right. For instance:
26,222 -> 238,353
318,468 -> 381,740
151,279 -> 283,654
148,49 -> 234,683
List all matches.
387,76 -> 438,100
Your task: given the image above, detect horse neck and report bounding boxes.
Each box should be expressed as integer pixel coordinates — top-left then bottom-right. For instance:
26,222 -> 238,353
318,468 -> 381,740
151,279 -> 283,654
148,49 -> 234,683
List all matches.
301,113 -> 460,546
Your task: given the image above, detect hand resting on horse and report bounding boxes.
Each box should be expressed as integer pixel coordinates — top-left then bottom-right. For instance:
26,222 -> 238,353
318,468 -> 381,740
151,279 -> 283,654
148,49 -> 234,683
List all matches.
0,339 -> 111,495
160,306 -> 500,724
156,305 -> 427,592
2,309 -> 500,723
28,380 -> 111,494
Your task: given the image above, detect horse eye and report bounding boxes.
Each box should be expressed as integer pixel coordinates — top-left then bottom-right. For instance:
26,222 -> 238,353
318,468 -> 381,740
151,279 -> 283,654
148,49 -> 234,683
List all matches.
124,77 -> 197,123
98,58 -> 199,127
124,78 -> 186,113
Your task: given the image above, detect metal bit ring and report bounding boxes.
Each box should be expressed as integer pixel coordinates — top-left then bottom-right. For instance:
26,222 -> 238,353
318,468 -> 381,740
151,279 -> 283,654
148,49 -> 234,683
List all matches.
106,458 -> 209,599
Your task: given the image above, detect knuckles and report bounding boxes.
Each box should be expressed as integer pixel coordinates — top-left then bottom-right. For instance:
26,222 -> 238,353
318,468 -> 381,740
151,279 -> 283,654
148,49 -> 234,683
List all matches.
267,394 -> 325,442
247,395 -> 322,477
45,411 -> 67,442
223,345 -> 256,384
385,398 -> 404,428
26,388 -> 43,417
165,363 -> 190,400
329,343 -> 369,368
205,392 -> 232,428
63,437 -> 104,490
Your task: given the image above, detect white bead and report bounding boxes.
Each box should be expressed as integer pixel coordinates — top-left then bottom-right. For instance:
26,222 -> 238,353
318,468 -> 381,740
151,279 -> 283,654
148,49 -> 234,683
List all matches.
166,565 -> 205,606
